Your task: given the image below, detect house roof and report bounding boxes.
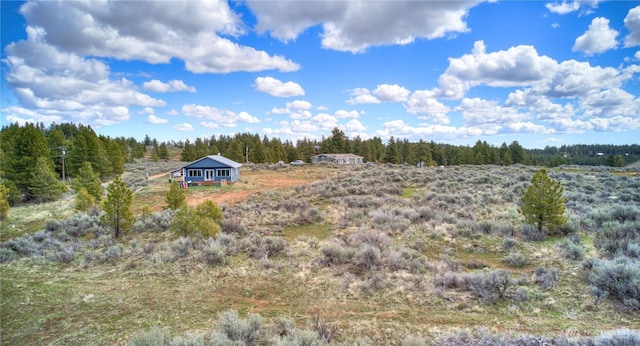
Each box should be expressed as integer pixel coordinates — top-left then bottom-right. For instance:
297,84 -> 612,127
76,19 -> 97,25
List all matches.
184,155 -> 243,169
312,153 -> 363,159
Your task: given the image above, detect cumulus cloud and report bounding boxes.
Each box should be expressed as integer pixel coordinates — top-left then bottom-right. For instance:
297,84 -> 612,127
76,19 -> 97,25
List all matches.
143,79 -> 196,93
545,0 -> 601,15
182,104 -> 260,127
174,123 -> 194,132
545,1 -> 580,14
373,84 -> 410,102
147,114 -> 169,124
18,0 -> 299,73
405,90 -> 451,124
253,76 -> 305,97
456,98 -> 527,127
346,88 -> 381,104
247,0 -> 485,53
343,119 -> 367,132
438,41 -> 557,98
271,100 -> 314,119
334,110 -> 360,119
624,6 -> 640,47
2,27 -> 165,127
573,17 -> 618,54
377,119 -> 482,141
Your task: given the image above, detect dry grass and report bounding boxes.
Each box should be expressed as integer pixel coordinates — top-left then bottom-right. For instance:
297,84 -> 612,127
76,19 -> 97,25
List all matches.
2,164 -> 639,345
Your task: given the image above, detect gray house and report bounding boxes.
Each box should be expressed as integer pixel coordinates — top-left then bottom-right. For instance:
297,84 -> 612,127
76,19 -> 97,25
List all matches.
175,155 -> 242,185
311,153 -> 364,164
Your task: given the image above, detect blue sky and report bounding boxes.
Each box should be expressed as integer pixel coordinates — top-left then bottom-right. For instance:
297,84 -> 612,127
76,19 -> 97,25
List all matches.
1,0 -> 639,149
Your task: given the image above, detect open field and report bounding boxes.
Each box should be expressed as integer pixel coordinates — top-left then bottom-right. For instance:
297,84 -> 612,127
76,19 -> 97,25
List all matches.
1,163 -> 639,345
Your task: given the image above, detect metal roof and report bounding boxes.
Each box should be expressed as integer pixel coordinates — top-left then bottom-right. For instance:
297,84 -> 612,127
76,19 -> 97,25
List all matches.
184,155 -> 243,168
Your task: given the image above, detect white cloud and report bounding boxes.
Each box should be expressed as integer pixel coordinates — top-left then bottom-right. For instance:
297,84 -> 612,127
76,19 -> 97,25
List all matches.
271,100 -> 314,119
573,17 -> 618,55
405,90 -> 451,124
148,114 -> 169,124
143,79 -> 196,93
506,89 -> 575,120
2,25 -> 166,127
174,123 -> 194,132
182,104 -> 260,127
346,88 -> 381,105
248,0 -> 484,53
545,0 -> 602,15
343,119 -> 367,132
373,84 -> 410,102
334,110 -> 360,119
254,76 -> 305,97
545,1 -> 580,14
312,113 -> 339,130
377,119 -> 483,141
437,41 -> 557,98
18,0 -> 299,73
456,98 -> 527,126
624,6 -> 640,47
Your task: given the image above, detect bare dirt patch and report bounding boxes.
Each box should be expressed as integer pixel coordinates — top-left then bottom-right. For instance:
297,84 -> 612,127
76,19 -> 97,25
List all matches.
143,166 -> 332,209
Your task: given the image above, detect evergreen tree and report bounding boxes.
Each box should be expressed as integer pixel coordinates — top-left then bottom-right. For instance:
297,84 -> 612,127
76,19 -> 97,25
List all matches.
102,176 -> 134,239
195,200 -> 223,238
519,169 -> 568,234
71,162 -> 103,201
159,143 -> 169,160
28,157 -> 65,202
181,140 -> 197,162
0,185 -> 10,220
384,136 -> 400,164
415,140 -> 433,166
107,141 -> 125,175
6,123 -> 51,196
170,206 -> 197,237
74,188 -> 96,213
166,181 -> 186,210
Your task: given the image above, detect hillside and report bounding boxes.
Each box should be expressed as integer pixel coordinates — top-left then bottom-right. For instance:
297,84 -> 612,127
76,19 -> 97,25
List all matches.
1,163 -> 639,345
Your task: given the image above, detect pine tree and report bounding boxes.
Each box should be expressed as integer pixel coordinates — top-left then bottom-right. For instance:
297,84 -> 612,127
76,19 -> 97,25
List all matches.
519,169 -> 568,234
170,206 -> 197,237
71,162 -> 102,201
75,188 -> 96,213
166,181 -> 187,210
384,136 -> 400,164
0,185 -> 10,220
102,176 -> 134,239
28,157 -> 65,202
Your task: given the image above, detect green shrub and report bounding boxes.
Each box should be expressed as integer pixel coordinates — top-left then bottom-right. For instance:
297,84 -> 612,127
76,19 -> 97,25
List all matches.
126,325 -> 170,346
319,241 -> 354,267
210,310 -> 263,346
501,251 -> 529,268
588,257 -> 640,310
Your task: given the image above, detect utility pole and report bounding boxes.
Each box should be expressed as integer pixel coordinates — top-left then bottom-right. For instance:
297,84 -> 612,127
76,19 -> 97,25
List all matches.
245,146 -> 249,163
60,147 -> 66,183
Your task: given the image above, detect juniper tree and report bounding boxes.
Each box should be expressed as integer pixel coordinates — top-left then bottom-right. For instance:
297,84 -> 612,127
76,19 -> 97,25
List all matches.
519,169 -> 568,234
102,176 -> 134,239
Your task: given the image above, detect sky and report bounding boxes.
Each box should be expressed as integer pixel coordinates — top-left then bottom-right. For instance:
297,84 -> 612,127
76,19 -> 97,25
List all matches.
1,0 -> 640,149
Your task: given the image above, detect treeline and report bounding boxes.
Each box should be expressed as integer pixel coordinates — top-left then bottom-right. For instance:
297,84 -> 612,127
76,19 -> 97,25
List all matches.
1,123 -> 637,205
178,128 -> 530,167
0,122 -> 145,204
527,144 -> 640,167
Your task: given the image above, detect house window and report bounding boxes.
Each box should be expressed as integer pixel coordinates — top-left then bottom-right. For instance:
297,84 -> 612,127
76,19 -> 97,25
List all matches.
217,169 -> 231,177
187,169 -> 202,177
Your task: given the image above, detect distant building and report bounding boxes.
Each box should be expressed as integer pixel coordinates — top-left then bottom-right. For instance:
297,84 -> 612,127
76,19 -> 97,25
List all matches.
311,153 -> 364,164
